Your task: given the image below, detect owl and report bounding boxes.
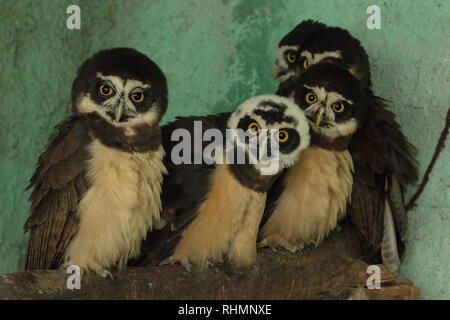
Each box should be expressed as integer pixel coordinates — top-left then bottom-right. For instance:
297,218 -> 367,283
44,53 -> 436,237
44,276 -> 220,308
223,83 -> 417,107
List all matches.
133,95 -> 310,270
260,63 -> 364,254
24,48 -> 168,277
265,22 -> 418,270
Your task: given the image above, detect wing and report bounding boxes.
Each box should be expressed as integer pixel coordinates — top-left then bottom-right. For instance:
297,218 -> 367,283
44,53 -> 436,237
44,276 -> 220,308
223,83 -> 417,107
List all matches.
131,113 -> 231,266
347,90 -> 418,266
279,20 -> 327,47
24,115 -> 91,270
259,169 -> 287,229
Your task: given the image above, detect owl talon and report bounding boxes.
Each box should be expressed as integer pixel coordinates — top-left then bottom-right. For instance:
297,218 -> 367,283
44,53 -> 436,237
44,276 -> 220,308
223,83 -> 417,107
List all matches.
258,235 -> 297,253
160,256 -> 192,272
98,269 -> 113,279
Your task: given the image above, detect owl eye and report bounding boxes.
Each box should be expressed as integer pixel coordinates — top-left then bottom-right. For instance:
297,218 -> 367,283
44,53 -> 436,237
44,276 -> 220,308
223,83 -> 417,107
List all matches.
305,92 -> 317,104
99,84 -> 114,97
286,51 -> 297,64
303,58 -> 309,69
130,92 -> 144,103
277,130 -> 289,143
248,122 -> 260,135
332,102 -> 345,113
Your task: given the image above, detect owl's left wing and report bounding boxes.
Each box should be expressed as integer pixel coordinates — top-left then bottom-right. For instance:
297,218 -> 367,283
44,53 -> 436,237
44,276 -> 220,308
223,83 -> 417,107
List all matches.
23,116 -> 90,270
131,112 -> 231,266
348,90 -> 418,269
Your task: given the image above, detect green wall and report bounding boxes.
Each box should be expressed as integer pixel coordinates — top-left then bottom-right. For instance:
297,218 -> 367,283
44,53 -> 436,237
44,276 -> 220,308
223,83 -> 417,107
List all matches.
0,0 -> 448,299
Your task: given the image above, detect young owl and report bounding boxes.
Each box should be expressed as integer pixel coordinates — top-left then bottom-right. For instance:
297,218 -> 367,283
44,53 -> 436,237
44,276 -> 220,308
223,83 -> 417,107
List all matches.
133,95 -> 310,271
260,63 -> 364,255
24,48 -> 168,277
266,21 -> 418,270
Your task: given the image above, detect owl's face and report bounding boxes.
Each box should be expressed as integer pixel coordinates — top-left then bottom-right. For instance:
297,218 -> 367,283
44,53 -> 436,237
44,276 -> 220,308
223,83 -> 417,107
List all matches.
227,95 -> 310,173
273,24 -> 370,86
288,63 -> 366,142
71,48 -> 168,127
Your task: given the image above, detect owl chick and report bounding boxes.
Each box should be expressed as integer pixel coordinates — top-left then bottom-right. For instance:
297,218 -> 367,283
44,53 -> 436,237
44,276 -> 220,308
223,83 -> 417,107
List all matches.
260,63 -> 365,254
24,48 -> 168,277
265,21 -> 418,271
133,95 -> 310,271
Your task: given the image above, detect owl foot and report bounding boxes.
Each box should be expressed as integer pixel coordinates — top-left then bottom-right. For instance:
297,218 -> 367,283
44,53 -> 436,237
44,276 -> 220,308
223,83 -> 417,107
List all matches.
62,261 -> 113,279
160,255 -> 192,272
258,234 -> 298,254
95,268 -> 113,279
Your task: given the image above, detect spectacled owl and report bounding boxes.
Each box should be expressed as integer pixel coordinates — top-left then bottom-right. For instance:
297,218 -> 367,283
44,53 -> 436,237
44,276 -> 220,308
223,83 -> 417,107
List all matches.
133,95 -> 310,271
264,21 -> 418,270
24,48 -> 168,277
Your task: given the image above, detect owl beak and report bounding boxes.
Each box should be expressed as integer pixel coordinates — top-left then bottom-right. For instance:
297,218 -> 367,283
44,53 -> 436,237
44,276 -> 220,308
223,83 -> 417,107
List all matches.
272,65 -> 280,79
315,108 -> 325,128
114,99 -> 124,124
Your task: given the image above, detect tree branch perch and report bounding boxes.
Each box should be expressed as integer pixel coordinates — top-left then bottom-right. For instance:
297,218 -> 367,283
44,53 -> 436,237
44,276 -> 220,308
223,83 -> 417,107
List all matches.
0,224 -> 420,300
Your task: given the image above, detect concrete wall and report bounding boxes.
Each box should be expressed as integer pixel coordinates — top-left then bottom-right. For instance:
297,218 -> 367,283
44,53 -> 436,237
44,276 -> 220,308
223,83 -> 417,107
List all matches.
0,0 -> 448,299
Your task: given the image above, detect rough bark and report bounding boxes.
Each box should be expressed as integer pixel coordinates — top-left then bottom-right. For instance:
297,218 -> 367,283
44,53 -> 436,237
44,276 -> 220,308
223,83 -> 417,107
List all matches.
0,223 -> 420,300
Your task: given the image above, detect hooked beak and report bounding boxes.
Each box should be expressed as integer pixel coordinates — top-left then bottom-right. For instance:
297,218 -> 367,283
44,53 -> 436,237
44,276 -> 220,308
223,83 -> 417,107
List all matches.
272,65 -> 280,79
114,99 -> 124,124
314,108 -> 325,128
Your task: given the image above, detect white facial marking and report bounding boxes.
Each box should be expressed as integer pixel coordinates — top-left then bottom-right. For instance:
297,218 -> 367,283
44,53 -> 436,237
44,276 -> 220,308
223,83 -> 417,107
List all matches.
300,50 -> 342,67
302,85 -> 357,138
227,95 -> 311,171
76,73 -> 157,126
273,45 -> 299,82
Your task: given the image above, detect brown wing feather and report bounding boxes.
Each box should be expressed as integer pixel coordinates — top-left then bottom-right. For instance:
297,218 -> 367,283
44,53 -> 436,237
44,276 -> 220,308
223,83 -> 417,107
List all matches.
24,115 -> 90,270
348,91 -> 418,258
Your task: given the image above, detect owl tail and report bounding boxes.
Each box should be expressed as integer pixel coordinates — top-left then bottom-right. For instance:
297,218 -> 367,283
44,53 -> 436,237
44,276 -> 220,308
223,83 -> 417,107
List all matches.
381,178 -> 401,271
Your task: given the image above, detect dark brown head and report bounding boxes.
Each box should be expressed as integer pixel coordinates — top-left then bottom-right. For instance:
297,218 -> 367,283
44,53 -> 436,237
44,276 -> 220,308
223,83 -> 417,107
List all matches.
71,48 -> 168,126
273,21 -> 371,87
278,63 -> 367,150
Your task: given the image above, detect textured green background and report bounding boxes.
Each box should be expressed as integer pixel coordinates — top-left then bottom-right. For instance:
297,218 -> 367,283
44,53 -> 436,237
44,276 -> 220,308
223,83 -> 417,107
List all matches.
0,0 -> 448,299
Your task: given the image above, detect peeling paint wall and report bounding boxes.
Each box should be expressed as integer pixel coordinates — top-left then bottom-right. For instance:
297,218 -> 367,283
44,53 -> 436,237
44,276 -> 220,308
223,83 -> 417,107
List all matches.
0,0 -> 448,299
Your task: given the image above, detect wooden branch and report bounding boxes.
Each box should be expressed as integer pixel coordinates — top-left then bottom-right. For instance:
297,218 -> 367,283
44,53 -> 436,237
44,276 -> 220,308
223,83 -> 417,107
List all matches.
0,224 -> 420,300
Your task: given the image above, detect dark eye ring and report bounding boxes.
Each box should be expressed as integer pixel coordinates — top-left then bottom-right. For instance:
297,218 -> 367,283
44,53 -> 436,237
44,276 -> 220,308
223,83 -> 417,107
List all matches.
305,92 -> 317,104
130,92 -> 144,103
286,51 -> 297,64
277,130 -> 289,143
248,122 -> 260,135
303,58 -> 309,69
332,102 -> 345,113
99,84 -> 114,97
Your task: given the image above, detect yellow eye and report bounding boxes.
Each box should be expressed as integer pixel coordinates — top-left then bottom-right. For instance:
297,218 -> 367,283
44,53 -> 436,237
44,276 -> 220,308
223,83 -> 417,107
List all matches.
248,122 -> 260,135
303,58 -> 309,69
325,59 -> 334,63
130,92 -> 144,103
332,102 -> 345,113
305,92 -> 317,104
277,130 -> 289,143
286,51 -> 297,64
99,84 -> 114,97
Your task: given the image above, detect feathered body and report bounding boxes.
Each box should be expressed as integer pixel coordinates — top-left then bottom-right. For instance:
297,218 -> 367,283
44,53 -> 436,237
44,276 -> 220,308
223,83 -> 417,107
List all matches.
24,48 -> 168,276
260,146 -> 353,250
134,95 -> 310,270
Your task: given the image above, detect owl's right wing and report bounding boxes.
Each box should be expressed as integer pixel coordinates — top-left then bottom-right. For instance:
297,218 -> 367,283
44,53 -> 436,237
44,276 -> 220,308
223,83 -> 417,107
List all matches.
24,115 -> 91,270
132,112 -> 231,266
